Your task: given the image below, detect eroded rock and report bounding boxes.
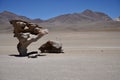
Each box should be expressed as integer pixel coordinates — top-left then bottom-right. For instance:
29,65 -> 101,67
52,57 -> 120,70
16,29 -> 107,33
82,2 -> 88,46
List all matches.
10,20 -> 48,56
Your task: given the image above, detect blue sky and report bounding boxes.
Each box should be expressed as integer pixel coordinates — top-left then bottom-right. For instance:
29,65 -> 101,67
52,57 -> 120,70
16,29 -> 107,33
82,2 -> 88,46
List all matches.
0,0 -> 120,20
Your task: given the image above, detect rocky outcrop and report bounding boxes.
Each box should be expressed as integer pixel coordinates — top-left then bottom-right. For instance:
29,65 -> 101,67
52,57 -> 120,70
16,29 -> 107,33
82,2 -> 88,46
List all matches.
39,40 -> 64,53
10,20 -> 48,56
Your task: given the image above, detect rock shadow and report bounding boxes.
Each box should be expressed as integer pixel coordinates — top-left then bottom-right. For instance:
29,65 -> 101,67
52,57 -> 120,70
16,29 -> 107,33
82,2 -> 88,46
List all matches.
9,51 -> 46,57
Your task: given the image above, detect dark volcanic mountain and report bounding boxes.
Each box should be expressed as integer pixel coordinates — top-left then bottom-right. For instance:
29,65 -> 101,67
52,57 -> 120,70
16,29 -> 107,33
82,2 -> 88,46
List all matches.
0,9 -> 120,32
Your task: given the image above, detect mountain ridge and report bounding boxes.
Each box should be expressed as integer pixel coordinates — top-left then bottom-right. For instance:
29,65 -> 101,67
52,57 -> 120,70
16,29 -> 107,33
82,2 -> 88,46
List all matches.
0,9 -> 120,32
44,9 -> 112,24
114,16 -> 120,22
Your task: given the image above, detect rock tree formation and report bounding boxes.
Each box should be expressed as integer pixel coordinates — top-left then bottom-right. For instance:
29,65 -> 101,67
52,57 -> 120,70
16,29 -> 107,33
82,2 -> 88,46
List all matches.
10,20 -> 48,56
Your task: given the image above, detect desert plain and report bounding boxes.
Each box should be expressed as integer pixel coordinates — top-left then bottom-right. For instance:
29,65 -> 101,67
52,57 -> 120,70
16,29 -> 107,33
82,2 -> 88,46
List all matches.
0,31 -> 120,80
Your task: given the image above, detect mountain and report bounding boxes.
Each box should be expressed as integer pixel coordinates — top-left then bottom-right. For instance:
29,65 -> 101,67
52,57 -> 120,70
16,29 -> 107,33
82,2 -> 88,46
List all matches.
44,9 -> 112,24
32,18 -> 44,23
40,9 -> 120,31
0,11 -> 43,32
114,16 -> 120,22
0,9 -> 120,32
0,11 -> 32,21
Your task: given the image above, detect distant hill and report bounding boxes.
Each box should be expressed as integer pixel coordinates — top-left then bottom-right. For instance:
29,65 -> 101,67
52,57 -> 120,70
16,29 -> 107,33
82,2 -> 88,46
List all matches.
0,9 -> 120,33
39,9 -> 120,31
45,9 -> 112,23
114,16 -> 120,22
0,11 -> 43,32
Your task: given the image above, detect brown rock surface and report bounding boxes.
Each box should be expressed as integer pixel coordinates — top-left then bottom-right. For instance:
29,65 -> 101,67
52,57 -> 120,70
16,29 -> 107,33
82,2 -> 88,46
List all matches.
10,20 -> 48,56
39,40 -> 64,53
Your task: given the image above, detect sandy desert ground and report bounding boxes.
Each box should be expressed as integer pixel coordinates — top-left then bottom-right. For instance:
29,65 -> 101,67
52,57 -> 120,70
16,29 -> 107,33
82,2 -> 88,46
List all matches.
0,31 -> 120,80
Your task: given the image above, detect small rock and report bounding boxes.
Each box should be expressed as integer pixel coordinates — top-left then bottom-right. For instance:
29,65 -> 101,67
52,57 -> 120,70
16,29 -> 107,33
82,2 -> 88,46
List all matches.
28,54 -> 38,58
